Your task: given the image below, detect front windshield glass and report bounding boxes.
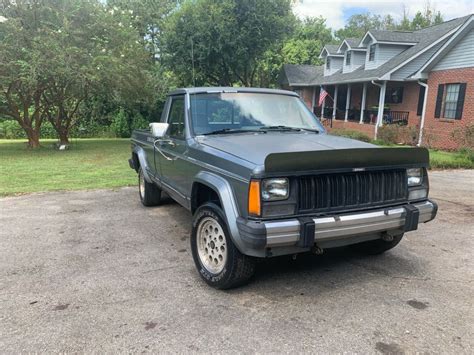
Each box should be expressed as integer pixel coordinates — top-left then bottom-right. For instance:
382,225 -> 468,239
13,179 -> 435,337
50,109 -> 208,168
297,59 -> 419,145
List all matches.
189,92 -> 324,135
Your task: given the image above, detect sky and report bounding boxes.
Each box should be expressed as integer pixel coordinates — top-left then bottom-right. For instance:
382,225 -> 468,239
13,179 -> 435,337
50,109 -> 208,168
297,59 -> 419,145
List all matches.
293,0 -> 474,30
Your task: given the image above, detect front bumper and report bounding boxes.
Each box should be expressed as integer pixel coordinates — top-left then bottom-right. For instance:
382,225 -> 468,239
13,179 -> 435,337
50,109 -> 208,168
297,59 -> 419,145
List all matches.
237,200 -> 438,251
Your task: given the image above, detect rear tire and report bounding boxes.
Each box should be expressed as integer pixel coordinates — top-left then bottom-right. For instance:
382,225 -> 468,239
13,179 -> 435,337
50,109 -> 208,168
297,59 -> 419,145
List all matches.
138,167 -> 161,207
191,202 -> 256,289
351,233 -> 404,255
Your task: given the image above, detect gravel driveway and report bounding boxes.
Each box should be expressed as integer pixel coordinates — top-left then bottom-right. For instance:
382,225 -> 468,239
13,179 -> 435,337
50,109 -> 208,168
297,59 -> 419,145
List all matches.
1,170 -> 473,353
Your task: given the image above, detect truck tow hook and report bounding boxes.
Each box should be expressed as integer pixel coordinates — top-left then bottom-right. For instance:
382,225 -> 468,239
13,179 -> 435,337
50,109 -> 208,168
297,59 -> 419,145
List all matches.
382,233 -> 394,242
311,245 -> 324,255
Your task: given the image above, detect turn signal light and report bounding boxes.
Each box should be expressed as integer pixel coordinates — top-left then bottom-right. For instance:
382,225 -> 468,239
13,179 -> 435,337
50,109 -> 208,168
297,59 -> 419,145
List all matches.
248,180 -> 261,217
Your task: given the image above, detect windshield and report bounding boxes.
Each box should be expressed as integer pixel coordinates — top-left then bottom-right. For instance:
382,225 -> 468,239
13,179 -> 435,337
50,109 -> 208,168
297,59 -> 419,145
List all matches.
189,92 -> 324,135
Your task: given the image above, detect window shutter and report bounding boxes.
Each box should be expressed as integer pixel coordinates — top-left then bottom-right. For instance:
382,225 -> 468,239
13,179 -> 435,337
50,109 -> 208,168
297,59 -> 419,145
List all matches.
455,83 -> 467,120
434,84 -> 444,118
417,86 -> 426,116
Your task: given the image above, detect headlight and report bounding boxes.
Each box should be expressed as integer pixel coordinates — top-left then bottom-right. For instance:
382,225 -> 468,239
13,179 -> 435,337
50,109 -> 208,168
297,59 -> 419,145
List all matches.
261,178 -> 289,201
407,168 -> 422,186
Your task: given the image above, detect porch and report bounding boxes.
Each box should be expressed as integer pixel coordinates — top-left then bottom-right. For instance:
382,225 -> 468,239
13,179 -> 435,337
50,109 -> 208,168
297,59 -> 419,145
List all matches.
307,81 -> 424,137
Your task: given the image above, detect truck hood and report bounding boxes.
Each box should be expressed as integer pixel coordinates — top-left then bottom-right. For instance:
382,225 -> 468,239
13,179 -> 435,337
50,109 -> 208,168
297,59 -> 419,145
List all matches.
198,132 -> 373,165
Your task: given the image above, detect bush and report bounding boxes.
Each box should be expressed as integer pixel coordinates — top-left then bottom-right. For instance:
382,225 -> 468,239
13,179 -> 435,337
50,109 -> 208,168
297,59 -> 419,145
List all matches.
329,129 -> 372,143
130,112 -> 149,131
377,125 -> 418,146
451,124 -> 474,149
111,109 -> 130,138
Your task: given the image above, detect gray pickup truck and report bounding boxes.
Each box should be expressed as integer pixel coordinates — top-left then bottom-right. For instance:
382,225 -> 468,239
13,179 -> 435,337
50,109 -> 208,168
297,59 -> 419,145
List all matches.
129,87 -> 437,289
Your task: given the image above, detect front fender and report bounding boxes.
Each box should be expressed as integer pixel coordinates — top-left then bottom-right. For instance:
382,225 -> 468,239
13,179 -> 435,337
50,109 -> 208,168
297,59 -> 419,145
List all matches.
193,171 -> 256,255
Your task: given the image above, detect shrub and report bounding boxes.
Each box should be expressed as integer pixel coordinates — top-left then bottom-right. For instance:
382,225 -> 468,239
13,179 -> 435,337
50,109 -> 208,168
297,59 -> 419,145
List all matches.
377,125 -> 418,146
329,129 -> 372,143
451,124 -> 474,149
111,109 -> 130,138
130,112 -> 149,131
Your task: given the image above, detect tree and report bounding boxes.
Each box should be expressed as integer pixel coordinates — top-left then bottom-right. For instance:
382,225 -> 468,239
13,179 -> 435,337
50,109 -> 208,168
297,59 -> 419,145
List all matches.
107,0 -> 177,62
0,0 -> 49,148
335,13 -> 392,41
43,1 -> 152,144
1,0 -> 153,145
282,17 -> 333,65
163,0 -> 295,87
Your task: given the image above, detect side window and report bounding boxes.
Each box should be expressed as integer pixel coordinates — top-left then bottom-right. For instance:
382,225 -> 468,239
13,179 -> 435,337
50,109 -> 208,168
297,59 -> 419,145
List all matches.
369,44 -> 375,61
434,83 -> 467,120
167,96 -> 185,138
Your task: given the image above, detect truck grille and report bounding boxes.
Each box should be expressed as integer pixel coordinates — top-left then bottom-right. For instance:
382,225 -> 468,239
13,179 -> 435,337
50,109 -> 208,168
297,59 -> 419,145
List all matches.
298,169 -> 408,213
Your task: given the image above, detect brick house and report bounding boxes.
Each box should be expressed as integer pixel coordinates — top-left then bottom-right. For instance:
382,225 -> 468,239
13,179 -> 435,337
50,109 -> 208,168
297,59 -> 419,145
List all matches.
279,15 -> 474,150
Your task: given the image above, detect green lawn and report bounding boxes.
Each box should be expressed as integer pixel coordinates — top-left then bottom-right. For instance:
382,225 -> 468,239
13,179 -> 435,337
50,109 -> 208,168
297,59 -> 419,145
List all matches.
0,139 -> 137,196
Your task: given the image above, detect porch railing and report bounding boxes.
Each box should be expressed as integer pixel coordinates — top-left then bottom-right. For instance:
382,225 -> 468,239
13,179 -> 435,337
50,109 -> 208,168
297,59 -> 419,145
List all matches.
315,107 -> 409,126
362,110 -> 409,125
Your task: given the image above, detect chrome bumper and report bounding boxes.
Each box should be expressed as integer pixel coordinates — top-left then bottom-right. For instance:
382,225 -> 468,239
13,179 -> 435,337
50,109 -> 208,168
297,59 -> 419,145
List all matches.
262,200 -> 437,248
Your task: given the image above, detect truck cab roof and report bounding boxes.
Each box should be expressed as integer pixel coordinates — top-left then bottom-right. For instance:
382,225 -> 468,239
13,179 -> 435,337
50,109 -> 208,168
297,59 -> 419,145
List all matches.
168,87 -> 298,97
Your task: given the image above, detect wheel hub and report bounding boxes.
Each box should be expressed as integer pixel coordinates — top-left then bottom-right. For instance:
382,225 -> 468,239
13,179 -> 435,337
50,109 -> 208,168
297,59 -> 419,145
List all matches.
196,217 -> 227,274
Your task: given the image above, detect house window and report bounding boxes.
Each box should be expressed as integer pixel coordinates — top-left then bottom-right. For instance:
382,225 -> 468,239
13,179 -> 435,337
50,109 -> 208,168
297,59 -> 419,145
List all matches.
443,84 -> 460,119
434,83 -> 467,120
385,87 -> 404,104
369,45 -> 375,61
326,57 -> 331,69
346,51 -> 351,65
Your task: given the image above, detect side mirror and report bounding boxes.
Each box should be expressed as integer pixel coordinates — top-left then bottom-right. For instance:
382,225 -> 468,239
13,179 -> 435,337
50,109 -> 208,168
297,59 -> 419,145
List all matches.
150,122 -> 169,137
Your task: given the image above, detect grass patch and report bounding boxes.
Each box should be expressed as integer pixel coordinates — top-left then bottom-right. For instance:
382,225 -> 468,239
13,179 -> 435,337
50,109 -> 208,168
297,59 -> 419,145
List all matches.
429,149 -> 474,169
0,139 -> 136,196
330,129 -> 473,169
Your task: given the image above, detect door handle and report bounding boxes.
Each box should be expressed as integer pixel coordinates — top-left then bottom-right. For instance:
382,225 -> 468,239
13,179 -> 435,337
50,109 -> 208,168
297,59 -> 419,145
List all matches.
158,139 -> 176,147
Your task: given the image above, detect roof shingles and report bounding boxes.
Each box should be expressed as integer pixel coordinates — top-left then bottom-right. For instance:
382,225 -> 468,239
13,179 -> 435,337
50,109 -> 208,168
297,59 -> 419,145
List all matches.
284,15 -> 472,86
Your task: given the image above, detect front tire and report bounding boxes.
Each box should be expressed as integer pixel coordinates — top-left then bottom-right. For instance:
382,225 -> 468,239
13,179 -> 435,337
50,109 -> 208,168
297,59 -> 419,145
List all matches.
350,233 -> 404,255
191,203 -> 256,289
138,167 -> 161,207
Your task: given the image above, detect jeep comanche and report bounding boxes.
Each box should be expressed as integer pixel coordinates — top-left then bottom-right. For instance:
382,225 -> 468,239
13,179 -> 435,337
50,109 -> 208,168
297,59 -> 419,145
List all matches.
129,87 -> 438,289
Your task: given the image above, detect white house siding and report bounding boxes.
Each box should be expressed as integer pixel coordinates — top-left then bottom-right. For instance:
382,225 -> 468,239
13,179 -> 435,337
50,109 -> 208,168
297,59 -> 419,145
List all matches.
433,29 -> 474,71
366,43 -> 411,70
391,41 -> 445,80
324,56 -> 344,76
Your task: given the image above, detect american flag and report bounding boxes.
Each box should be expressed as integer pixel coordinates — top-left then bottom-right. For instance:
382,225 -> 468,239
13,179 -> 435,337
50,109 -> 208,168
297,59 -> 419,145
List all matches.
318,87 -> 329,106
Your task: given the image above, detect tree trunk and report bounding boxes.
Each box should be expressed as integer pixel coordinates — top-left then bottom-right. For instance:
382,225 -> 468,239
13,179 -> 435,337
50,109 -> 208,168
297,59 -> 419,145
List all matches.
58,126 -> 70,145
24,127 -> 41,148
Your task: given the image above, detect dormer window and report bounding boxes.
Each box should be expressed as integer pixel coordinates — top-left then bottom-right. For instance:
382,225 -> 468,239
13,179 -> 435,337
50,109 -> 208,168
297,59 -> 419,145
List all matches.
346,51 -> 351,65
326,57 -> 331,69
369,45 -> 375,61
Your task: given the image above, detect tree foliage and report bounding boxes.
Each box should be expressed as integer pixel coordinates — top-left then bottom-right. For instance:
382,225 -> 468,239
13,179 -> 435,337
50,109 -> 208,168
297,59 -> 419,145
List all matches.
162,0 -> 296,87
282,17 -> 332,65
0,0 -> 152,146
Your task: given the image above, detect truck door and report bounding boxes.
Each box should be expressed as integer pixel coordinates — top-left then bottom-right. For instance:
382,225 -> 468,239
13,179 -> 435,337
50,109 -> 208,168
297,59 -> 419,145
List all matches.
157,95 -> 189,204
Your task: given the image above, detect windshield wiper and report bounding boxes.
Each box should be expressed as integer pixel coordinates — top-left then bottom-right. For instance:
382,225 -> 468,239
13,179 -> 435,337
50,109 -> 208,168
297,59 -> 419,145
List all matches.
259,125 -> 300,131
259,125 -> 319,133
201,128 -> 259,136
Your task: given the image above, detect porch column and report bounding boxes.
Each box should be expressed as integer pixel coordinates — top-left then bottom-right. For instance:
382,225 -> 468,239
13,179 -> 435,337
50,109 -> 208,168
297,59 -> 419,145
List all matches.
311,86 -> 316,112
374,81 -> 387,139
344,84 -> 351,122
332,85 -> 338,120
321,85 -> 325,118
360,82 -> 367,124
417,81 -> 429,146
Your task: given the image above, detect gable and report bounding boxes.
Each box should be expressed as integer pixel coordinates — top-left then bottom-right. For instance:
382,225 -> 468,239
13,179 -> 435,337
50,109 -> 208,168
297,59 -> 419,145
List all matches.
432,29 -> 474,71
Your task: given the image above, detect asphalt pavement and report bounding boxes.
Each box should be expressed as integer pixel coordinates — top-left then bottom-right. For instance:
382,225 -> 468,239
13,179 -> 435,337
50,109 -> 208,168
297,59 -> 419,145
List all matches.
0,170 -> 473,353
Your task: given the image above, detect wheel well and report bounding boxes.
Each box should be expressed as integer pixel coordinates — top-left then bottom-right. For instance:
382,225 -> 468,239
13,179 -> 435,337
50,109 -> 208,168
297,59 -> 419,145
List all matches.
191,182 -> 221,214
